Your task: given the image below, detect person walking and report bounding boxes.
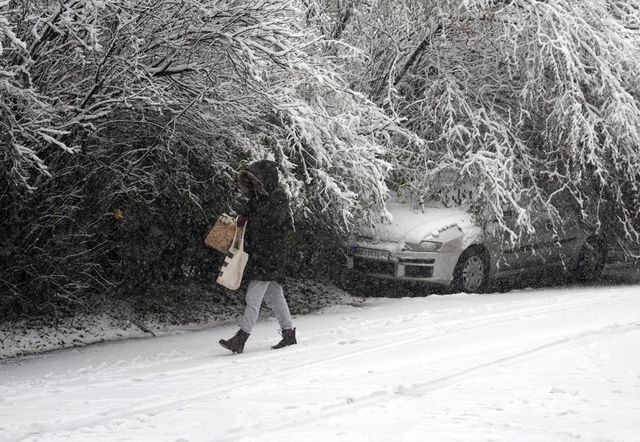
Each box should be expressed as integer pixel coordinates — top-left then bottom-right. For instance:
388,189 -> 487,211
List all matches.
219,160 -> 297,354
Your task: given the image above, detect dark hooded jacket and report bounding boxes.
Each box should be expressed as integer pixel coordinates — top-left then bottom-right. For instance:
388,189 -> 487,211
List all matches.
238,160 -> 293,283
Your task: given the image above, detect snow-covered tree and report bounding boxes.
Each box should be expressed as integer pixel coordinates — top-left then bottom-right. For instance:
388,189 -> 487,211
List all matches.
2,0 -> 398,218
0,0 -> 405,313
305,0 -> 640,244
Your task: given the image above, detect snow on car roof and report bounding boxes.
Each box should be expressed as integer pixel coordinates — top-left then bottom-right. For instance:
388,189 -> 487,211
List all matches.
360,200 -> 477,244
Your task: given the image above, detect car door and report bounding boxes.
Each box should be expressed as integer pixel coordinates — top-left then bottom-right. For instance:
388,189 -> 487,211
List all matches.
547,205 -> 586,269
486,209 -> 539,273
521,207 -> 589,271
518,212 -> 553,269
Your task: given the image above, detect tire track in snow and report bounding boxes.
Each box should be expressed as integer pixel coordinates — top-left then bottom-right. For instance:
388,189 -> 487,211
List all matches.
214,320 -> 640,442
3,290 -> 616,401
5,291 -> 614,405
3,292 -> 625,442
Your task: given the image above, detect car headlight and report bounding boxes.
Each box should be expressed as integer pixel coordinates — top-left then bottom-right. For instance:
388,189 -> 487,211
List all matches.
403,241 -> 443,252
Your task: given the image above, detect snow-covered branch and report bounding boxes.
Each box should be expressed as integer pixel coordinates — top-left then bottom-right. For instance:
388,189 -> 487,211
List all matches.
319,0 -> 640,242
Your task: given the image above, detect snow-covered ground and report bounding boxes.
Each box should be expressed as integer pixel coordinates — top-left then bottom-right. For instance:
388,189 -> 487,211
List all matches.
1,284 -> 640,442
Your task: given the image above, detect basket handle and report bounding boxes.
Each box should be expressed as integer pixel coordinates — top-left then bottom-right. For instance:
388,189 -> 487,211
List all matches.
230,217 -> 247,252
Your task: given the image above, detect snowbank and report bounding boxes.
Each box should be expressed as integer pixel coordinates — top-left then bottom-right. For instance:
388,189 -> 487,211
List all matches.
0,279 -> 350,360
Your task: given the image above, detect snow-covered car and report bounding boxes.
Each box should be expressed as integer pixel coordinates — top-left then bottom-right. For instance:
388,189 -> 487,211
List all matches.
346,201 -> 607,293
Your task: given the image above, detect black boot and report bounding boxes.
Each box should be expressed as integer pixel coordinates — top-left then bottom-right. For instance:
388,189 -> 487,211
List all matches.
219,329 -> 250,354
272,328 -> 297,349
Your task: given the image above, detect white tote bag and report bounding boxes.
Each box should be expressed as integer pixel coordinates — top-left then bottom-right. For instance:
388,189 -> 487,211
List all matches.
216,221 -> 249,290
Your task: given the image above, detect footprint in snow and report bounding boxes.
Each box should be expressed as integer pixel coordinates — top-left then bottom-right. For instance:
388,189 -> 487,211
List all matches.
338,339 -> 361,345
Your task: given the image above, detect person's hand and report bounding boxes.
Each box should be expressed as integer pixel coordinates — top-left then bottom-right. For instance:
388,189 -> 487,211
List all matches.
236,215 -> 247,227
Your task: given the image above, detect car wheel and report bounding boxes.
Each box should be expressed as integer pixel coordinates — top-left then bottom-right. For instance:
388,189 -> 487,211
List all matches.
573,237 -> 606,282
453,248 -> 490,293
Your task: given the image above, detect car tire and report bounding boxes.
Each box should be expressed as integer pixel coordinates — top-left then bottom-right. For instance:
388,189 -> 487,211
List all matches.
573,237 -> 606,282
452,247 -> 490,293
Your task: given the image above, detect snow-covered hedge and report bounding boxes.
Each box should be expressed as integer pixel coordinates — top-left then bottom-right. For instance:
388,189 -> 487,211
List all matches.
3,0 -> 640,319
0,0 -> 403,316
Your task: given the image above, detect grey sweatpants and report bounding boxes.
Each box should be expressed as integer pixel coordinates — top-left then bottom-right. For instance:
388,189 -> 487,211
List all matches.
239,280 -> 293,333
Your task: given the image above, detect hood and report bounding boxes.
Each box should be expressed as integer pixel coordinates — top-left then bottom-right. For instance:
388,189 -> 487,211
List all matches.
238,160 -> 280,196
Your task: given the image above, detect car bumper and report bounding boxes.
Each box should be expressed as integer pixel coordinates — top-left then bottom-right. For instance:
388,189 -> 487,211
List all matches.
346,248 -> 460,287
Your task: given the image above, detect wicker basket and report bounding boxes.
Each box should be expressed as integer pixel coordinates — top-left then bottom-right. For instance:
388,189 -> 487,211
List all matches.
205,214 -> 237,253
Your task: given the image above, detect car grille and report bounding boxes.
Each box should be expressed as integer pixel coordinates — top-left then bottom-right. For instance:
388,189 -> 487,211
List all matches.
353,257 -> 395,276
404,265 -> 434,278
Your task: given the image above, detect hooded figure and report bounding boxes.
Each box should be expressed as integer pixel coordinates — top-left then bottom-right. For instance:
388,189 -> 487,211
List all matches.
219,160 -> 297,353
237,160 -> 293,283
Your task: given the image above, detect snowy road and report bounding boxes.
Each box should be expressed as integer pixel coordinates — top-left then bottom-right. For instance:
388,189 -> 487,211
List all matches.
1,285 -> 640,442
